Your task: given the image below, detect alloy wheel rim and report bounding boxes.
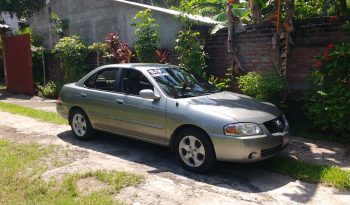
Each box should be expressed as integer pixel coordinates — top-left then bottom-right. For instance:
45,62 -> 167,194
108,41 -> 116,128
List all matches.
179,135 -> 206,167
72,114 -> 87,137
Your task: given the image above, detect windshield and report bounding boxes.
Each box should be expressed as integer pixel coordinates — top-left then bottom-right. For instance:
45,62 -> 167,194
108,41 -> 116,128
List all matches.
148,67 -> 219,98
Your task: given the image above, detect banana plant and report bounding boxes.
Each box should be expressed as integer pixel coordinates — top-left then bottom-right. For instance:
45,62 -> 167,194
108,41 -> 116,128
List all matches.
210,2 -> 251,34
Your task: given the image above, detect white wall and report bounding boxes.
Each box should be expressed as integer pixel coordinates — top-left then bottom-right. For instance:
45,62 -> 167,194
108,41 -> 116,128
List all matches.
0,11 -> 19,34
28,0 -> 214,49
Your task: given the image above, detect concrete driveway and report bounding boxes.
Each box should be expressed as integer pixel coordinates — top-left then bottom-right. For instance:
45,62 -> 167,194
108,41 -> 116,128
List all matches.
0,110 -> 349,205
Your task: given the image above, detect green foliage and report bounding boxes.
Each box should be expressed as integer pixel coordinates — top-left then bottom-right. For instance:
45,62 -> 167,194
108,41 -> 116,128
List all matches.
175,30 -> 207,76
131,9 -> 160,63
294,0 -> 349,19
177,0 -> 226,16
305,43 -> 350,139
52,35 -> 88,83
37,81 -> 62,99
237,72 -> 287,105
49,11 -> 68,38
208,68 -> 232,90
88,42 -> 107,54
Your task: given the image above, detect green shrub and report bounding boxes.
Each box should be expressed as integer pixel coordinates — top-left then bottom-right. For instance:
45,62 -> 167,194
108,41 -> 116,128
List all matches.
52,35 -> 88,83
237,72 -> 287,105
175,30 -> 207,76
131,9 -> 160,63
37,81 -> 62,99
305,43 -> 350,139
208,68 -> 232,90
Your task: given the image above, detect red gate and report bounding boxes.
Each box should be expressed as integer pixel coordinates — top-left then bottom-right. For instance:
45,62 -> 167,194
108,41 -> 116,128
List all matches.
2,34 -> 34,95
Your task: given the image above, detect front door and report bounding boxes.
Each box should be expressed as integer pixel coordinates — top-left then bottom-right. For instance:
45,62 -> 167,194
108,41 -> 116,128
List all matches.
119,69 -> 166,143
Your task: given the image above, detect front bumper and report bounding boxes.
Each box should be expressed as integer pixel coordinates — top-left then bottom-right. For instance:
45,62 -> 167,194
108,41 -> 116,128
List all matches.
210,131 -> 289,162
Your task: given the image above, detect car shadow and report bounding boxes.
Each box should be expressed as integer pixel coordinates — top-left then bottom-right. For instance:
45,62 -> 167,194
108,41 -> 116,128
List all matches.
57,130 -> 323,203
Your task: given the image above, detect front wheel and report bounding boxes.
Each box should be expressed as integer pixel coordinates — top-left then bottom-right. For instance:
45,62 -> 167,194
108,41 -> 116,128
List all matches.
174,128 -> 216,173
70,109 -> 94,140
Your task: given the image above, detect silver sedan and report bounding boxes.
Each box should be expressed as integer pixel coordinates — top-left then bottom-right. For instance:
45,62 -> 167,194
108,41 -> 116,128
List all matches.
57,64 -> 289,172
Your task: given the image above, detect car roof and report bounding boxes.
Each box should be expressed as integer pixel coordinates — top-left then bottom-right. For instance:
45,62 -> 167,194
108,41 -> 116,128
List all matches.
99,63 -> 179,71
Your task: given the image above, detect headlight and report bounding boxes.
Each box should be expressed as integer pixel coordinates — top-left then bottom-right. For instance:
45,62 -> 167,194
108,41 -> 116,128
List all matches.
224,123 -> 263,136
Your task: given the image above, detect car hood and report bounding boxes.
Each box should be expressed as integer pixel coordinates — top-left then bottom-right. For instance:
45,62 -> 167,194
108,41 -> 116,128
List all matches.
187,92 -> 281,124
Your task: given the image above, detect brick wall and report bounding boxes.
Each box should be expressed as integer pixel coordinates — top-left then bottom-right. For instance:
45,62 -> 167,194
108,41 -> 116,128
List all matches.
205,17 -> 350,96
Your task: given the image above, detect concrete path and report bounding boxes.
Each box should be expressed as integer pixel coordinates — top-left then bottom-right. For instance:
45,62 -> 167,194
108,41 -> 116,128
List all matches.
0,111 -> 349,205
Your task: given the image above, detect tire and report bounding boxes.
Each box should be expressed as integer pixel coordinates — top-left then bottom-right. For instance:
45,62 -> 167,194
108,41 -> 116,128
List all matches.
174,128 -> 216,173
69,109 -> 94,140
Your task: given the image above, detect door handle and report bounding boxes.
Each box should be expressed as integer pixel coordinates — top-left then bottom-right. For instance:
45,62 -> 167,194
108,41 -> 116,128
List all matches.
116,99 -> 124,104
80,93 -> 87,98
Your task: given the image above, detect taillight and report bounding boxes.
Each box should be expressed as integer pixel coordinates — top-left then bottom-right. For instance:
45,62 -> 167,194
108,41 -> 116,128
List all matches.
57,96 -> 62,103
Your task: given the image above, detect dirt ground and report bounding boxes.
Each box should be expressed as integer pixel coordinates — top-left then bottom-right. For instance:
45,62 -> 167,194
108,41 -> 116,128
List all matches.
0,110 -> 349,205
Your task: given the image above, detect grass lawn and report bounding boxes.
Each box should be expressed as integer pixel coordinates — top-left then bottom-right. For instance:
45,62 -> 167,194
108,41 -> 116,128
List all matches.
0,101 -> 67,125
0,139 -> 141,205
263,156 -> 350,191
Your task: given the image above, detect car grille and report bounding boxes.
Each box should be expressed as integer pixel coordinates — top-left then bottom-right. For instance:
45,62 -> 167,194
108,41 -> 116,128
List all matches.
263,115 -> 286,134
261,144 -> 283,158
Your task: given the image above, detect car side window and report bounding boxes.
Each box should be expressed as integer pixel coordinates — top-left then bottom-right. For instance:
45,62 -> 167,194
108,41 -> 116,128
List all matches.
122,69 -> 154,95
84,69 -> 118,92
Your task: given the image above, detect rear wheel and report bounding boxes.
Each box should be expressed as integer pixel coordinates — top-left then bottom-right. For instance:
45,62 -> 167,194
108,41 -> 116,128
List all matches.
175,128 -> 216,173
70,109 -> 94,140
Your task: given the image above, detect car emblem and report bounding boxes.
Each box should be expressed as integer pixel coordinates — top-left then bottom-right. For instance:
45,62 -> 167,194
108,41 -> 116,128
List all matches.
275,120 -> 284,129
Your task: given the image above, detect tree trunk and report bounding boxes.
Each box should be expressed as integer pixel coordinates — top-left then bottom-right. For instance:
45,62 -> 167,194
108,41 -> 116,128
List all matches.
339,0 -> 348,16
226,3 -> 235,55
226,3 -> 244,73
249,0 -> 262,24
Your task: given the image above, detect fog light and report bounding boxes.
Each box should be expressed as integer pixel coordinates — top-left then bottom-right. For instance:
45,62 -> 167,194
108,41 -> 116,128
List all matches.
248,152 -> 259,160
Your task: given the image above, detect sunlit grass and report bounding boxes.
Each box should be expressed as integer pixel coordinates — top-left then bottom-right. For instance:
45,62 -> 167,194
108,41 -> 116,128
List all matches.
0,101 -> 67,125
0,139 -> 141,205
263,156 -> 350,190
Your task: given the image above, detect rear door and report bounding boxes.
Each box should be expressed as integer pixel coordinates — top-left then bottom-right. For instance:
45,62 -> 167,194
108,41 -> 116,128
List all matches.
79,68 -> 123,131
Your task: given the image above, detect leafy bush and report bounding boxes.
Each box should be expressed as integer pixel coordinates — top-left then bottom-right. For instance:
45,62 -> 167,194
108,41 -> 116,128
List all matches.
52,35 -> 88,83
37,81 -> 62,99
175,30 -> 207,76
131,9 -> 160,63
104,32 -> 133,63
208,68 -> 233,90
305,43 -> 350,138
50,11 -> 68,38
237,72 -> 287,105
294,0 -> 349,19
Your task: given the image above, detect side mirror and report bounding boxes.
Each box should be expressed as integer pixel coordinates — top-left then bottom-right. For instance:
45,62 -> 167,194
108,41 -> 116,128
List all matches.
139,89 -> 160,100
